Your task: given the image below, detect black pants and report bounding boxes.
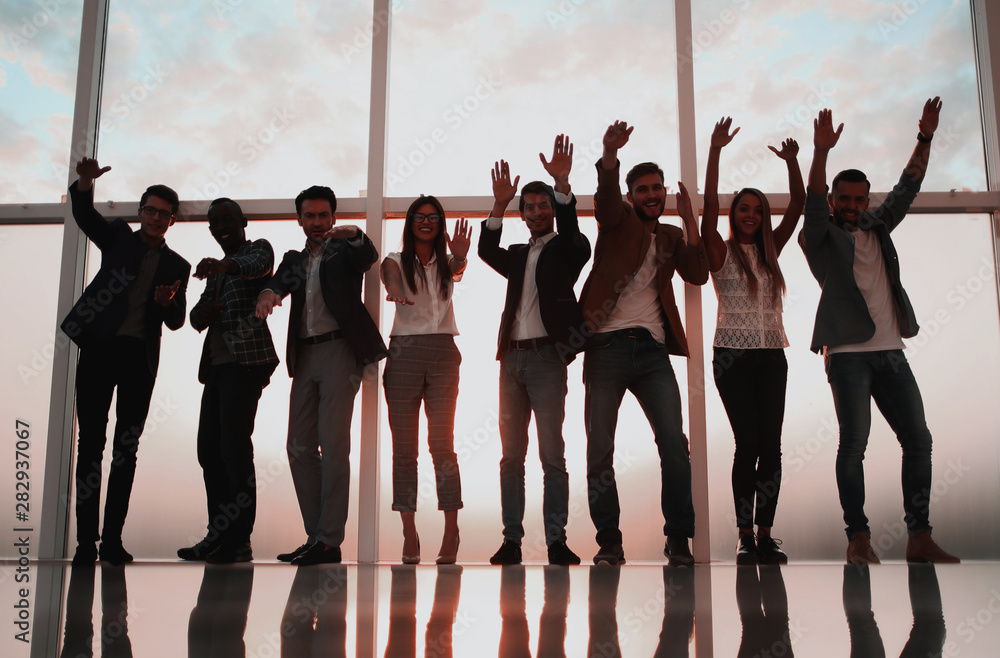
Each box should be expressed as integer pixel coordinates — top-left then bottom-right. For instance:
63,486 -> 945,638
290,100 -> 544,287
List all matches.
74,337 -> 156,546
713,347 -> 787,529
196,362 -> 272,547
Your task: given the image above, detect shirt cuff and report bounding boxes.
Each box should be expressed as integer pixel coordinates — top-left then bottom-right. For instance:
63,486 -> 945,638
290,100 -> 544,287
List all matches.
485,215 -> 503,230
554,190 -> 574,204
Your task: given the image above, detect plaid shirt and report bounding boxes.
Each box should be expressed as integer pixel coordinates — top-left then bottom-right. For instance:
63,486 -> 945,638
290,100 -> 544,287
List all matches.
191,238 -> 279,381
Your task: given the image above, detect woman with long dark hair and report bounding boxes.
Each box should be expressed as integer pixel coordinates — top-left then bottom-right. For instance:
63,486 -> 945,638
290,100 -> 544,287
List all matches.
381,195 -> 470,564
700,117 -> 805,564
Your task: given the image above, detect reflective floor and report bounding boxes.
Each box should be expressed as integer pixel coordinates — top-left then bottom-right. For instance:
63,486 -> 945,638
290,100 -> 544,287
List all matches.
4,560 -> 999,656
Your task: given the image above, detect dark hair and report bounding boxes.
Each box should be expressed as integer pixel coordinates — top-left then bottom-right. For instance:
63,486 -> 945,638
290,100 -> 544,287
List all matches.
208,197 -> 243,216
401,195 -> 451,300
295,185 -> 337,216
140,184 -> 180,214
518,181 -> 556,214
625,162 -> 664,195
726,188 -> 785,298
831,169 -> 870,193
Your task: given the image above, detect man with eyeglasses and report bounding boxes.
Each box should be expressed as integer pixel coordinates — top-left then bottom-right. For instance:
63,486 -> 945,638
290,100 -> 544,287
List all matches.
478,135 -> 591,566
256,185 -> 387,565
61,157 -> 190,566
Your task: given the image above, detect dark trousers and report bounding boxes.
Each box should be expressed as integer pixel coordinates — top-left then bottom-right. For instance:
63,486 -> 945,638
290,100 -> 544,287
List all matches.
196,362 -> 272,546
74,337 -> 156,546
713,347 -> 788,529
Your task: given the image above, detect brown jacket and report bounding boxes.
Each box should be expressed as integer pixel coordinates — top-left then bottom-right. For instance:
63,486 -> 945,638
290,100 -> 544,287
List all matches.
579,160 -> 709,356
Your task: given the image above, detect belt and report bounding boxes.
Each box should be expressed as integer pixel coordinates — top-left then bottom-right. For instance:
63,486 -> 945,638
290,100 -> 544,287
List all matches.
508,336 -> 554,350
601,327 -> 652,341
299,330 -> 343,345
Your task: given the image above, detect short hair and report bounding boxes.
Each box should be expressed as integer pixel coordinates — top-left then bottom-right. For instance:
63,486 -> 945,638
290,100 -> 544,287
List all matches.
518,180 -> 556,214
207,197 -> 243,217
295,185 -> 337,216
140,184 -> 180,214
625,162 -> 664,195
831,169 -> 871,193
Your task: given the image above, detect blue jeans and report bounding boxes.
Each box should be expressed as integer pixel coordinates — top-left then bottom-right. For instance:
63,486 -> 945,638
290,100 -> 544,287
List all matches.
824,350 -> 933,539
584,330 -> 694,545
498,344 -> 570,545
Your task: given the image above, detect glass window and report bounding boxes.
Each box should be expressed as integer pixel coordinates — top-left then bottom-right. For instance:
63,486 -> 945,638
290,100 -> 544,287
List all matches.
691,0 -> 987,193
387,0 -> 680,198
0,2 -> 83,202
94,1 -> 373,205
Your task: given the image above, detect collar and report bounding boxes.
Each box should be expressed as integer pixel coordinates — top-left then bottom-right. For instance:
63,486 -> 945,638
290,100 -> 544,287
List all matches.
528,232 -> 557,248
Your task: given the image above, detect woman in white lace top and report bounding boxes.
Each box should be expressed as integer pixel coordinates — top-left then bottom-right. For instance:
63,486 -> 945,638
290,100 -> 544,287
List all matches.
700,117 -> 805,565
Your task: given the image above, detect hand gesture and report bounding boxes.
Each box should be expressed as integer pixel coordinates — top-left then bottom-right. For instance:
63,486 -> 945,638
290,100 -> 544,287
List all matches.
75,157 -> 112,181
193,302 -> 223,326
153,280 -> 180,307
491,160 -> 519,208
603,120 -> 634,152
813,109 -> 844,151
768,138 -> 799,161
710,117 -> 740,148
446,218 -> 471,261
919,96 -> 942,139
675,181 -> 695,224
539,134 -> 574,185
255,291 -> 282,319
385,287 -> 413,305
194,257 -> 235,280
325,225 -> 360,240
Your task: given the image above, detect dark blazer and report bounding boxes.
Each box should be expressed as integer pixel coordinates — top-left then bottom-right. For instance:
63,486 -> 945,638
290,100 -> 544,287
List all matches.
265,231 -> 388,375
191,238 -> 280,383
478,194 -> 592,364
60,181 -> 190,376
798,174 -> 921,353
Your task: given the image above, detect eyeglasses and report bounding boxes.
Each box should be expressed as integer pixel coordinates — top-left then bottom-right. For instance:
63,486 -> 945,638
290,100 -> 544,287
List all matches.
140,205 -> 175,220
412,213 -> 441,224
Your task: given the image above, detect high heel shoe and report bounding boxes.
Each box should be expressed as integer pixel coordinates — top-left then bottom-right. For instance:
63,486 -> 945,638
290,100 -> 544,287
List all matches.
436,533 -> 460,565
402,535 -> 420,565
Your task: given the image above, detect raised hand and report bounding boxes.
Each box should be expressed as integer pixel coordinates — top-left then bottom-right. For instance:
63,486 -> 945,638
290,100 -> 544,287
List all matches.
153,280 -> 180,307
75,157 -> 111,181
255,291 -> 282,319
491,160 -> 519,208
603,120 -> 633,152
813,109 -> 844,151
711,117 -> 740,149
539,134 -> 574,187
675,181 -> 695,224
324,225 -> 360,240
768,138 -> 800,161
919,96 -> 942,138
446,218 -> 471,262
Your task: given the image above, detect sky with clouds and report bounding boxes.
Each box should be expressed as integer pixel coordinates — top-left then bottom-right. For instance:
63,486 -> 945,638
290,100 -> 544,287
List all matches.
0,0 -> 986,206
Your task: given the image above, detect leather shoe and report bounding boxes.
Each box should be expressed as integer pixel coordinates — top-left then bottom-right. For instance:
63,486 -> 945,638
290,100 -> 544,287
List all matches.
177,538 -> 222,561
593,542 -> 625,566
846,533 -> 880,565
402,536 -> 421,565
99,542 -> 134,566
205,541 -> 253,564
436,533 -> 460,565
291,541 -> 342,566
277,542 -> 313,562
72,543 -> 97,567
906,531 -> 960,564
665,536 -> 694,567
736,533 -> 758,565
489,540 -> 522,565
547,541 -> 581,566
756,535 -> 788,565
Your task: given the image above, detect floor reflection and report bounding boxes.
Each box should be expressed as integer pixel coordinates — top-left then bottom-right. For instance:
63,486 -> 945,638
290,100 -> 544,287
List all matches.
13,561 -> 997,657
